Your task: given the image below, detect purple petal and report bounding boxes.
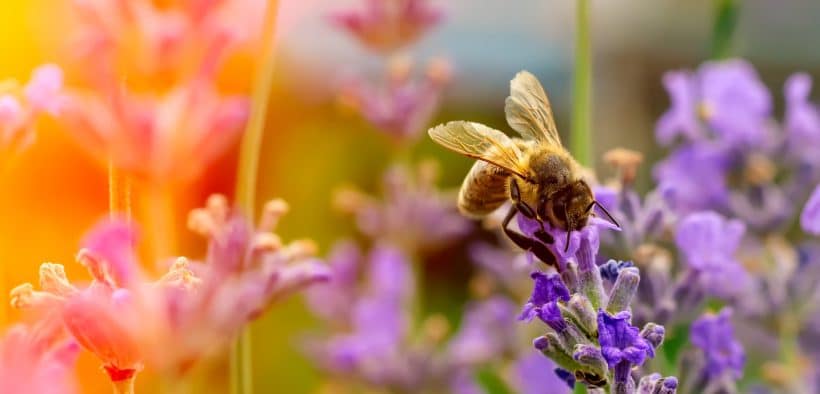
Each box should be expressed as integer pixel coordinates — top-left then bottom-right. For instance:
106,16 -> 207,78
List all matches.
801,185 -> 820,235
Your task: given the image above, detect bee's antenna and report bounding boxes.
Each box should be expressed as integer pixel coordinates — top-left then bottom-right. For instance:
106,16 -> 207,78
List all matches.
593,200 -> 620,229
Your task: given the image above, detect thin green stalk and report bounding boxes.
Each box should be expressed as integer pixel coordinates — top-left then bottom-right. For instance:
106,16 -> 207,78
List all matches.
231,1 -> 280,394
571,0 -> 592,167
711,0 -> 740,59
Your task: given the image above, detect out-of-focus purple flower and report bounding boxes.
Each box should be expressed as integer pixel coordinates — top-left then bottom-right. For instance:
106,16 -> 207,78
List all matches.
335,161 -> 471,252
510,352 -> 572,394
0,320 -> 79,394
656,59 -> 771,147
447,297 -> 516,365
690,308 -> 745,380
468,241 -> 532,292
654,144 -> 731,215
597,310 -> 654,369
675,211 -> 750,299
340,57 -> 451,144
367,243 -> 414,302
698,60 -> 772,146
518,272 -> 569,323
801,185 -> 820,235
656,71 -> 702,145
785,73 -> 820,150
728,184 -> 794,232
330,0 -> 445,53
304,241 -> 361,323
449,370 -> 486,394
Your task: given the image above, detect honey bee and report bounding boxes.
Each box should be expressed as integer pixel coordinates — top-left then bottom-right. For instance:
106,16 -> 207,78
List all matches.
428,71 -> 617,266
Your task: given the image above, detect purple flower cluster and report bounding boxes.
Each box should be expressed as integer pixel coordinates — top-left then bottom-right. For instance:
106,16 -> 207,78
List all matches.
654,59 -> 820,232
515,216 -> 675,392
304,240 -> 521,391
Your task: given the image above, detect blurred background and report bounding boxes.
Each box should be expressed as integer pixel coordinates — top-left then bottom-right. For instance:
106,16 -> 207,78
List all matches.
2,0 -> 820,392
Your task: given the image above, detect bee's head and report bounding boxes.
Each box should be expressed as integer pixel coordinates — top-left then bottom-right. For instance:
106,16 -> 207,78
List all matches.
540,180 -> 620,252
539,180 -> 594,231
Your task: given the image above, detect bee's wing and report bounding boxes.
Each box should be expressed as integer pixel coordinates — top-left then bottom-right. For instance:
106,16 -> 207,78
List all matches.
428,121 -> 529,179
505,71 -> 562,147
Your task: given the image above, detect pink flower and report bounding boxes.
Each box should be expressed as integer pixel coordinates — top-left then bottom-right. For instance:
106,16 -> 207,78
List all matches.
63,81 -> 249,183
0,64 -> 64,154
0,319 -> 79,394
333,161 -> 471,252
340,57 -> 451,144
12,197 -> 329,379
69,0 -> 264,83
63,0 -> 260,184
331,0 -> 444,53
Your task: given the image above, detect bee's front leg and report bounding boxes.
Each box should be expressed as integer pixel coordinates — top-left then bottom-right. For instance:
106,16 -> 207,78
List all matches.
501,205 -> 558,267
509,179 -> 554,245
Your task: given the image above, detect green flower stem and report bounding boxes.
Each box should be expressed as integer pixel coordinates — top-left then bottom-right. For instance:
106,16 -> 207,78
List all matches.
711,0 -> 739,59
231,1 -> 280,393
571,0 -> 592,167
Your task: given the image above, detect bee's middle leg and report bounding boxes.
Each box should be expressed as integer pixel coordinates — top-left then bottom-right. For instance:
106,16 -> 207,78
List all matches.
502,205 -> 558,267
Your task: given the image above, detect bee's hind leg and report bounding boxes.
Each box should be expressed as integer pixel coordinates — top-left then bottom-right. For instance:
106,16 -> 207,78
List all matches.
502,206 -> 558,267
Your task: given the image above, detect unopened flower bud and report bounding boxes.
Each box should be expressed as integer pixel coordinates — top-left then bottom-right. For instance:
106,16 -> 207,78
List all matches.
640,323 -> 665,349
573,344 -> 609,377
563,294 -> 598,337
606,267 -> 640,313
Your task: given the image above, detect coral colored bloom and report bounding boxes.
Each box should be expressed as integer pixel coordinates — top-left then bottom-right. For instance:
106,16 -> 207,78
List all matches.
0,321 -> 79,394
331,0 -> 444,53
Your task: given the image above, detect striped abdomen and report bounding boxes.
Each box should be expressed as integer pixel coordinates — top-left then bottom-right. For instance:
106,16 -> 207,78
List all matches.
457,160 -> 510,218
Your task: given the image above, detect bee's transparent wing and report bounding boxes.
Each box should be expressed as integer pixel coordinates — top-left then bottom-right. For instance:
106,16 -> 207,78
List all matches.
505,70 -> 562,147
428,121 -> 529,178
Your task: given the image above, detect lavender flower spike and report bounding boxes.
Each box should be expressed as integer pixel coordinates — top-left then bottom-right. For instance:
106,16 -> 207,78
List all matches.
801,184 -> 820,235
